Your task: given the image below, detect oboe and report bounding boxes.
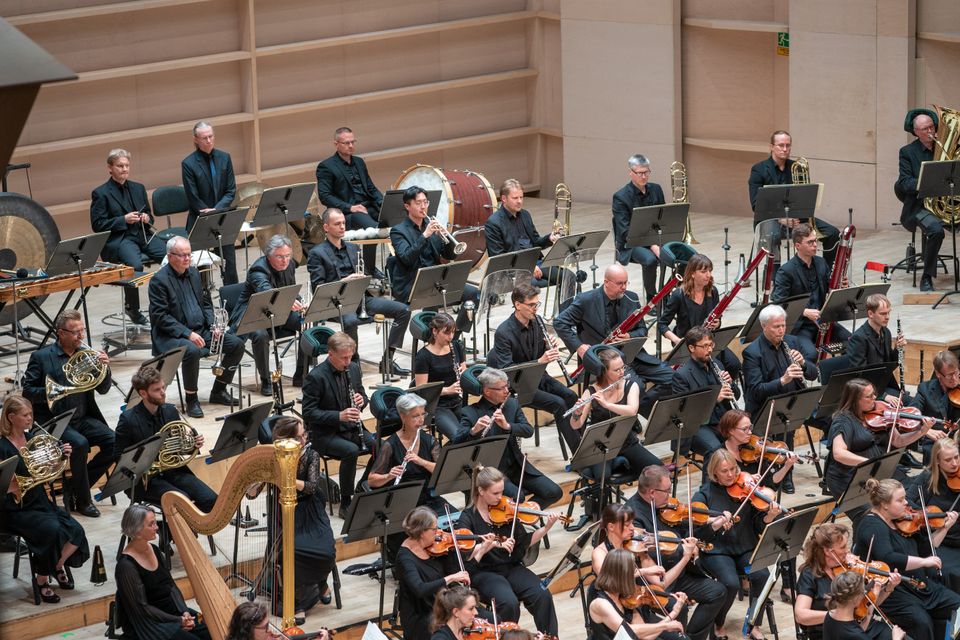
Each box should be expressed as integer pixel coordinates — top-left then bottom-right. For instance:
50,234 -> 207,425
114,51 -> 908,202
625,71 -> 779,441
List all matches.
780,339 -> 806,389
710,357 -> 736,411
393,427 -> 421,486
535,315 -> 574,385
562,378 -> 621,418
346,375 -> 368,453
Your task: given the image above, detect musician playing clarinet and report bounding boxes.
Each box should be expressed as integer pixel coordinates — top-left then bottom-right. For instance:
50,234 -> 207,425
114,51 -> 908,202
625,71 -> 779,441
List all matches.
847,294 -> 909,404
906,438 -> 960,592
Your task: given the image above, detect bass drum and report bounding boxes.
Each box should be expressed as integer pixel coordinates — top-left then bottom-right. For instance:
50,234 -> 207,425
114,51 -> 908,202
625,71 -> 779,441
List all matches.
0,192 -> 61,325
393,164 -> 496,269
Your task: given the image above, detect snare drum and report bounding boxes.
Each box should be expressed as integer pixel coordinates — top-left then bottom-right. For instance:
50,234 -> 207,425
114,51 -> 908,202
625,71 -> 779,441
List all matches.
393,164 -> 496,268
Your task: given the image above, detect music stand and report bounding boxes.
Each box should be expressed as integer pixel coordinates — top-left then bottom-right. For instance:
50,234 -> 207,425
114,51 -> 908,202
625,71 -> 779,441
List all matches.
816,363 -> 898,419
816,283 -> 891,348
755,183 -> 822,224
407,260 -> 472,309
501,361 -> 548,405
754,387 -> 825,478
95,434 -> 163,502
37,408 -> 76,441
250,183 -> 315,234
567,415 -> 636,516
0,456 -> 16,500
539,230 -> 609,270
917,159 -> 960,307
833,450 -> 902,520
380,189 -> 441,227
477,248 -> 541,349
625,204 -> 689,250
124,347 -> 187,410
188,207 -> 248,283
428,435 -> 509,498
43,231 -> 111,332
665,325 -> 741,369
305,278 -> 370,326
740,294 -> 808,344
644,388 -> 719,489
406,381 -> 444,426
206,400 -> 274,464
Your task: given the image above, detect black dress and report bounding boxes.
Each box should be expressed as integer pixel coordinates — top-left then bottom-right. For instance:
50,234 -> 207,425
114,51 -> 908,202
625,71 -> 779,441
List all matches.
430,626 -> 459,640
414,343 -> 465,441
822,612 -> 892,640
906,470 -> 960,591
290,448 -> 336,612
588,588 -> 640,640
0,436 -> 89,575
582,377 -> 659,478
396,546 -> 457,640
825,413 -> 886,500
657,286 -> 742,378
796,567 -> 832,640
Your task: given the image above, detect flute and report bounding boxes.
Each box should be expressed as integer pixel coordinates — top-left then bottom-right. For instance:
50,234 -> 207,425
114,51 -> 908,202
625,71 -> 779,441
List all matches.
562,378 -> 621,418
393,427 -> 421,486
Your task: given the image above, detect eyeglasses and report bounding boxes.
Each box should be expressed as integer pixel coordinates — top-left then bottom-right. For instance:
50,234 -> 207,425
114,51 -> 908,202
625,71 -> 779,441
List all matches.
520,301 -> 541,309
631,169 -> 651,177
59,327 -> 85,337
488,385 -> 510,392
169,252 -> 192,259
606,279 -> 628,287
692,342 -> 714,350
271,253 -> 293,261
337,139 -> 357,146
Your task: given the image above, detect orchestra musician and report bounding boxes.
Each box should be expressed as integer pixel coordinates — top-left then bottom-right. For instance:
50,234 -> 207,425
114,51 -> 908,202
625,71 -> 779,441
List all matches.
22,309 -> 115,518
487,283 -> 578,453
895,109 -> 945,292
821,571 -> 905,640
1,395 -> 89,605
853,478 -> 960,640
909,350 -> 960,463
457,368 -> 562,509
847,294 -> 908,403
825,379 -> 937,523
906,438 -> 960,592
430,584 -> 482,640
413,312 -> 467,441
225,601 -> 332,640
455,466 -> 560,636
748,130 -> 840,267
554,264 -> 674,417
316,127 -> 383,279
693,449 -> 782,640
714,408 -> 798,488
115,504 -> 211,640
89,148 -> 166,325
611,154 -> 676,303
229,234 -> 307,395
181,121 -> 238,285
308,207 -> 411,376
114,367 -> 216,512
300,331 -> 375,519
148,236 -> 244,419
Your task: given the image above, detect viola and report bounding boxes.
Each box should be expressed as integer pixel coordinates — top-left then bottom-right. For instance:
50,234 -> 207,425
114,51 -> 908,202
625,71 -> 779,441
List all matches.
830,557 -> 926,591
946,469 -> 960,493
947,387 -> 960,409
864,400 -> 924,433
462,619 -> 520,640
658,496 -> 740,527
893,505 -> 947,536
738,435 -> 817,465
622,530 -> 713,556
427,528 -> 505,556
726,472 -> 789,514
620,584 -> 693,610
488,496 -> 572,526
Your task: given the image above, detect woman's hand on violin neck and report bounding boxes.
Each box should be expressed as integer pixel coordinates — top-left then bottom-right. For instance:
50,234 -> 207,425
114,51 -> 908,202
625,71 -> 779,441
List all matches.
681,538 -> 698,558
544,512 -> 561,528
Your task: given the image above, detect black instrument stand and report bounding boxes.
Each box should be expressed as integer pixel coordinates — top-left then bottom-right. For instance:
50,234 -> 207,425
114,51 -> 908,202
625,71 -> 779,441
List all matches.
565,415 -> 634,520
643,387 -> 718,495
916,159 -> 960,307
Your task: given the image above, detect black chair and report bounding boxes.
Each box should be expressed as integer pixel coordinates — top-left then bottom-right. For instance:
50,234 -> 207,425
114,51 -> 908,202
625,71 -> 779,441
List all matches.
0,526 -> 40,605
151,185 -> 189,242
887,222 -> 951,287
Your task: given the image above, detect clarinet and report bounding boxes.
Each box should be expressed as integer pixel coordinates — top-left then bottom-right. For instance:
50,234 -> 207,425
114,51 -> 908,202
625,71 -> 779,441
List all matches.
897,318 -> 905,391
535,314 -> 574,385
710,357 -> 736,412
346,372 -> 368,453
780,338 -> 806,389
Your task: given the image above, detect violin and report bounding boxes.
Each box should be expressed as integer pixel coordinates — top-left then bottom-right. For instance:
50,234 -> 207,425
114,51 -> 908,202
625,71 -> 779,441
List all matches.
488,496 -> 572,525
657,496 -> 740,527
893,505 -> 947,536
945,469 -> 960,493
829,557 -> 926,591
620,584 -> 693,610
738,435 -> 817,465
462,619 -> 520,640
622,530 -> 713,555
726,472 -> 789,514
864,400 -> 925,433
427,528 -> 506,556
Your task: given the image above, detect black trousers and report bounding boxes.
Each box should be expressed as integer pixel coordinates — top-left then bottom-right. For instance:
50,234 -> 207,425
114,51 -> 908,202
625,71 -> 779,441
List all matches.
247,325 -> 303,384
61,417 -> 115,504
699,552 -> 770,630
434,406 -> 462,442
881,582 -> 960,640
105,236 -> 166,311
134,468 -> 217,513
339,295 -> 410,351
167,330 -> 244,391
471,565 -> 558,636
310,429 -> 376,503
346,210 -> 381,276
672,571 -> 728,640
503,468 -> 562,510
532,375 -> 579,453
619,245 -> 677,301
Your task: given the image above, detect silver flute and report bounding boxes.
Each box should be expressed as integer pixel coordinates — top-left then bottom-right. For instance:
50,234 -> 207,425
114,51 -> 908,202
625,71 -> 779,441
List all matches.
562,378 -> 621,418
393,427 -> 422,486
481,398 -> 509,438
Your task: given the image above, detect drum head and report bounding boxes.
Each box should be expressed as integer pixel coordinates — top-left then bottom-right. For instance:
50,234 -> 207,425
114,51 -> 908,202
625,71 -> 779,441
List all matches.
394,165 -> 453,227
0,192 -> 61,325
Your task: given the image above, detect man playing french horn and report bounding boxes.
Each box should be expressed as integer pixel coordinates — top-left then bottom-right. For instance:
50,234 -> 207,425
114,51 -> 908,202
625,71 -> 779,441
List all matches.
23,309 -> 115,518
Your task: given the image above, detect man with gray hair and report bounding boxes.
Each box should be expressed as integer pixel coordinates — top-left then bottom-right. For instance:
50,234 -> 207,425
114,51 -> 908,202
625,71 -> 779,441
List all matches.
612,154 -> 675,302
229,234 -> 308,394
90,148 -> 166,325
457,367 -> 562,509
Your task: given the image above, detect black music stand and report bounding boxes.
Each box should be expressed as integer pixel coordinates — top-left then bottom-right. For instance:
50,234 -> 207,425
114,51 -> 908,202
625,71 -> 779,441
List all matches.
740,294 -> 808,344
305,278 -> 370,327
407,260 -> 473,309
250,183 -> 315,234
428,436 -> 508,499
540,230 -> 610,269
43,231 -> 111,334
567,415 -> 635,517
665,325 -> 741,369
832,450 -> 902,521
380,189 -> 441,226
644,388 -> 719,489
37,408 -> 76,441
754,387 -> 825,478
755,184 -> 822,225
95,434 -> 163,503
501,361 -> 548,405
477,248 -> 541,350
124,347 -> 187,411
816,283 -> 891,347
816,363 -> 898,419
917,159 -> 960,307
0,456 -> 16,501
206,401 -> 274,464
188,207 -> 248,284
406,381 -> 444,431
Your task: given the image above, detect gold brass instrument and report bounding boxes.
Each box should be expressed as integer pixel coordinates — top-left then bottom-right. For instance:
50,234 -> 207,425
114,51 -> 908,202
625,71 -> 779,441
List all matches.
429,215 -> 468,255
208,307 -> 229,377
671,161 -> 697,244
553,182 -> 571,236
147,420 -> 200,477
925,105 -> 960,224
791,156 -> 823,239
356,250 -> 369,320
14,432 -> 67,503
45,342 -> 107,409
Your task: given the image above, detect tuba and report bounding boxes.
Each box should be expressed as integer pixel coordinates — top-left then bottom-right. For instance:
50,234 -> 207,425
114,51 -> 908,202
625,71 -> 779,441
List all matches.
14,432 -> 67,504
147,420 -> 200,477
45,342 -> 107,409
671,161 -> 697,244
553,183 -> 571,236
924,105 -> 960,224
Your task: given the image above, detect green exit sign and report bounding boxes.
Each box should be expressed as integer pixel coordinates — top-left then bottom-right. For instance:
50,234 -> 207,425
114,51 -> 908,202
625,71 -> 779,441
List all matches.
777,32 -> 789,56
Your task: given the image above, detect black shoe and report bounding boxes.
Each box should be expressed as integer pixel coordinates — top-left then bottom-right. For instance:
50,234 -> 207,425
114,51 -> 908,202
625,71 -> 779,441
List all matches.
260,380 -> 273,397
921,275 -> 934,292
209,389 -> 239,407
782,478 -> 795,494
295,614 -> 306,626
38,583 -> 60,604
54,568 -> 74,590
379,359 -> 410,377
186,397 -> 204,418
320,584 -> 332,605
338,503 -> 351,520
75,501 -> 101,518
125,308 -> 149,325
373,267 -> 386,281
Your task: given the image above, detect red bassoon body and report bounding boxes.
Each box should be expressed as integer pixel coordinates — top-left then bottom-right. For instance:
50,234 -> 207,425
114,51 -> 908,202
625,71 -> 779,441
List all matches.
703,248 -> 771,328
815,225 -> 856,360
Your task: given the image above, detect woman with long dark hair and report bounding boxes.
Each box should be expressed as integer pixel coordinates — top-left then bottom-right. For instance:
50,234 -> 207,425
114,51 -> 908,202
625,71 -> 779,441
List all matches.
413,312 -> 467,441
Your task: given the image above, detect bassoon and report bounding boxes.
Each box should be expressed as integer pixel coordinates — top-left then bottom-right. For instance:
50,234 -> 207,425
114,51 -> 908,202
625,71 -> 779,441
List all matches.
815,224 -> 856,360
702,248 -> 771,329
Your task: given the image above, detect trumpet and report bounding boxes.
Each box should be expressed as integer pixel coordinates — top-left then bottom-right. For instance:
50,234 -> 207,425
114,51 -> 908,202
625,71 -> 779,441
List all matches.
428,216 -> 467,255
562,378 -> 622,419
209,307 -> 229,377
535,315 -> 573,386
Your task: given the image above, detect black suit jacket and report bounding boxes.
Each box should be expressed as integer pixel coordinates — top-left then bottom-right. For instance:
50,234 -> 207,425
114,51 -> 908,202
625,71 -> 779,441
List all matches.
307,240 -> 361,293
456,397 -> 538,476
846,321 -> 900,393
181,148 -> 237,230
487,314 -> 546,369
114,402 -> 183,460
910,378 -> 959,423
672,358 -> 740,427
772,254 -> 830,336
895,138 -> 934,228
22,342 -> 111,427
742,334 -> 818,419
611,181 -> 666,253
148,264 -> 215,352
315,152 -> 382,214
484,205 -> 552,257
748,156 -> 795,216
388,217 -> 456,303
229,255 -> 300,331
554,286 -> 647,354
90,178 -> 154,258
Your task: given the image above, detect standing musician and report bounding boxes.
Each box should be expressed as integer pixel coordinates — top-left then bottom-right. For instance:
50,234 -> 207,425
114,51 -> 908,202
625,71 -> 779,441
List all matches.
457,368 -> 562,509
748,130 -> 840,267
716,409 -> 798,488
90,148 -> 166,325
455,466 -> 560,636
114,367 -> 215,512
693,449 -> 782,640
316,126 -> 383,279
906,438 -> 960,592
822,571 -> 905,640
611,154 -> 676,303
624,467 -> 728,640
825,379 -> 936,523
148,236 -> 243,419
909,350 -> 960,462
847,294 -> 908,404
181,121 -> 238,285
413,312 -> 466,441
853,478 -> 960,640
1,395 -> 89,604
430,585 -> 482,640
230,234 -> 307,395
487,283 -> 578,453
554,264 -> 674,417
895,109 -> 945,292
23,309 -> 114,518
301,331 -> 374,519
308,207 -> 411,376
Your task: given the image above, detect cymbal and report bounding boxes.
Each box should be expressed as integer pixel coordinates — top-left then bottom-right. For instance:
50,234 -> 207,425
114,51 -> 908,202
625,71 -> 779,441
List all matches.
255,225 -> 304,265
0,192 -> 61,324
233,182 -> 268,222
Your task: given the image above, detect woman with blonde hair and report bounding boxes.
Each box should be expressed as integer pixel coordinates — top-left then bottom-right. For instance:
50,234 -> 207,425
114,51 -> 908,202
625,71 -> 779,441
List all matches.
821,571 -> 904,640
906,438 -> 960,591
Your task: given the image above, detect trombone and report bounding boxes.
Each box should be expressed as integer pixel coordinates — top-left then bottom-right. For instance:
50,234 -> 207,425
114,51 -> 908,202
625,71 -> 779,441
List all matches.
428,216 -> 467,255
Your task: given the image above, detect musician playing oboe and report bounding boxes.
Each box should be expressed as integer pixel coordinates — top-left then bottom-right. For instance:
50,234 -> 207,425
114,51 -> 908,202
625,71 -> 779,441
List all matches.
847,294 -> 909,404
413,313 -> 466,441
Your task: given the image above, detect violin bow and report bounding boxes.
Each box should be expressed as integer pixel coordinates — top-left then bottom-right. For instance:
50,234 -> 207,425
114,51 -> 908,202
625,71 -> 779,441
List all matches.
756,399 -> 776,478
649,499 -> 663,568
510,454 -> 527,542
636,571 -> 671,619
443,503 -> 467,574
686,461 -> 694,540
885,392 -> 904,454
917,486 -> 942,578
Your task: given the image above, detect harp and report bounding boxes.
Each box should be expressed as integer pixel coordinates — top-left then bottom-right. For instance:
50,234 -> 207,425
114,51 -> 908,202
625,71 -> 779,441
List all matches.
161,440 -> 300,640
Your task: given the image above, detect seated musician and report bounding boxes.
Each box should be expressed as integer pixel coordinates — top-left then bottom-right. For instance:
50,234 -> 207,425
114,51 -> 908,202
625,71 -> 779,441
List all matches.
853,478 -> 960,640
672,326 -> 741,460
457,368 -> 562,509
611,154 -> 676,303
431,584 -> 482,640
588,548 -> 686,640
488,282 -> 578,452
89,148 -> 166,325
659,254 -> 742,379
229,234 -> 307,394
847,294 -> 909,404
22,309 -> 115,517
795,522 -> 902,640
693,449 -> 782,640
148,236 -> 243,419
906,438 -> 960,592
772,223 -> 850,361
825,379 -> 935,524
742,304 -> 818,493
591,503 -> 689,588
554,264 -> 674,417
455,466 -> 560,636
569,346 -> 661,479
301,331 -> 375,519
114,366 -> 215,512
413,312 -> 466,441
226,601 -> 331,640
116,504 -> 210,640
623,467 -> 727,640
823,571 -> 905,640
714,408 -> 797,488
308,207 -> 410,376
1,395 -> 88,604
748,130 -> 840,267
909,350 -> 959,462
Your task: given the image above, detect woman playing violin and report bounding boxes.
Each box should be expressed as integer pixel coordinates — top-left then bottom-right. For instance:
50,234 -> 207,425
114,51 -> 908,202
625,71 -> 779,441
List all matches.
588,548 -> 686,640
821,571 -> 905,640
431,584 -> 481,640
717,409 -> 798,488
693,449 -> 782,640
413,313 -> 467,442
455,466 -> 560,636
853,478 -> 960,640
906,439 -> 960,592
